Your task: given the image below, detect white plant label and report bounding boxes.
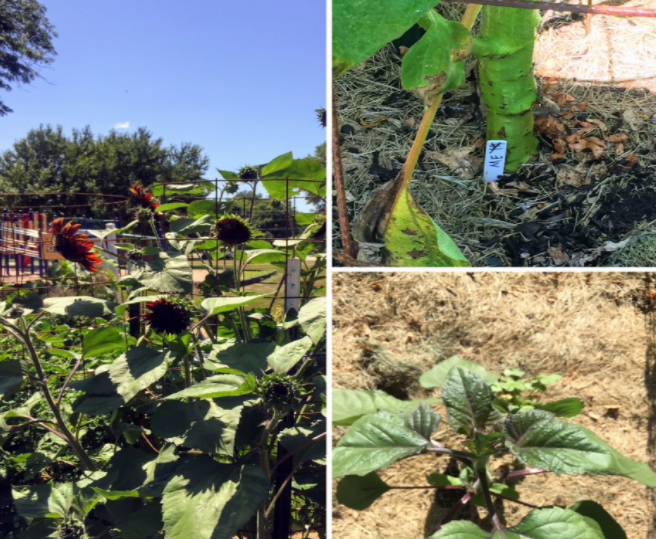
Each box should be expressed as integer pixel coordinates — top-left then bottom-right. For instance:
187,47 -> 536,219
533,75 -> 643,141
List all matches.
483,140 -> 507,182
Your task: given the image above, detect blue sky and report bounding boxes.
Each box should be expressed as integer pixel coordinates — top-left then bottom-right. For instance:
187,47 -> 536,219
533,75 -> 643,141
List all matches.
0,0 -> 326,177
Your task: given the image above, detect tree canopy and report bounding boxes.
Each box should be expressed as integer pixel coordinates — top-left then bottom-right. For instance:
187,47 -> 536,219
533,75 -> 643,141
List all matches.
0,125 -> 209,219
0,0 -> 57,116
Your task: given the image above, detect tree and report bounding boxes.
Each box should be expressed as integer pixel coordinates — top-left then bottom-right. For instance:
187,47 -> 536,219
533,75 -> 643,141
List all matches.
0,0 -> 57,116
0,125 -> 209,219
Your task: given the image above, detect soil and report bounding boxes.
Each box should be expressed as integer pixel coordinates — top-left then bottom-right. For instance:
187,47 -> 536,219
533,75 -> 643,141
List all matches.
333,1 -> 656,267
332,272 -> 656,538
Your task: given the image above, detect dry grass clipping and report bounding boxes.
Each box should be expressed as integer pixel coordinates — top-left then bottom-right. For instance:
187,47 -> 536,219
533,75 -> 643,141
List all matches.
332,272 -> 656,539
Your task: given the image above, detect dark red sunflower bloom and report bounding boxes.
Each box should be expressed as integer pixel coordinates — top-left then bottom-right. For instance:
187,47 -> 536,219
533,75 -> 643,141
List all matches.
51,218 -> 103,272
216,215 -> 253,245
129,182 -> 159,211
144,298 -> 191,335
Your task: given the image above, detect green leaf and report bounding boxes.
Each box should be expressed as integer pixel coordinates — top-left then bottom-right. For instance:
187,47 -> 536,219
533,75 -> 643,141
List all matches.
157,202 -> 189,212
70,347 -> 173,415
535,398 -> 584,418
333,411 -> 429,477
569,500 -> 628,539
12,484 -> 70,519
130,252 -> 193,294
464,431 -> 504,457
151,182 -> 214,196
505,410 -> 656,487
261,158 -> 326,199
165,374 -> 256,400
0,359 -> 26,399
336,473 -> 390,510
151,399 -> 242,455
333,0 -> 440,76
201,294 -> 269,316
42,296 -> 119,317
267,336 -> 313,373
294,212 -> 318,226
401,11 -> 471,105
205,342 -> 276,375
298,297 -> 326,344
442,367 -> 494,433
216,169 -> 238,180
115,295 -> 164,316
421,357 -> 499,389
278,420 -> 326,465
168,215 -> 213,235
82,326 -> 126,359
401,403 -> 440,439
426,520 -> 507,538
90,447 -> 161,496
333,388 -> 439,425
161,458 -> 269,539
261,151 -> 294,176
187,199 -> 232,219
511,506 -> 608,539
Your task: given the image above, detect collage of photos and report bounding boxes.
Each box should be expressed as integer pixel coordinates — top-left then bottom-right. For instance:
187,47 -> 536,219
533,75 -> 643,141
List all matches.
0,0 -> 656,538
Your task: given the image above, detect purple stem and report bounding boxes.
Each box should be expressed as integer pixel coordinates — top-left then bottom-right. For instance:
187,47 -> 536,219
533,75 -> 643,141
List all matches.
432,491 -> 473,534
57,357 -> 82,404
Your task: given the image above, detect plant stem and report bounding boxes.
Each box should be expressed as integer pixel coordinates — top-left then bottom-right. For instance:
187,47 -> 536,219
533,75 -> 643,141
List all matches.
1,318 -> 97,471
183,353 -> 192,388
461,4 -> 482,29
475,458 -> 505,538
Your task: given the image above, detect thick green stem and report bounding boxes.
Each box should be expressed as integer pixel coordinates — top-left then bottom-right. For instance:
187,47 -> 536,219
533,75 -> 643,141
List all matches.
2,319 -> 97,472
475,4 -> 540,171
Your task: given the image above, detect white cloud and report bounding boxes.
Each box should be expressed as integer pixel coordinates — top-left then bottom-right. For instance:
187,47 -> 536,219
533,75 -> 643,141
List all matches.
113,121 -> 130,129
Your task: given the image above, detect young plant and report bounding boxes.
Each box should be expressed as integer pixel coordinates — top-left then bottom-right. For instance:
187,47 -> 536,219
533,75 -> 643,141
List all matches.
333,357 -> 655,538
333,0 -> 543,265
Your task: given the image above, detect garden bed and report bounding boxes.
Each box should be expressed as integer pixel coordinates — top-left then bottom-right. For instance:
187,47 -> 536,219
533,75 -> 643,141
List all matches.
332,271 -> 656,538
333,0 -> 656,266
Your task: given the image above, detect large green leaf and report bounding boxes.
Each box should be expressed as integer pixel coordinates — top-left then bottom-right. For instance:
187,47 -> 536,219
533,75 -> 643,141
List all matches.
333,411 -> 429,477
130,251 -> 193,294
12,483 -> 99,520
298,297 -> 326,344
168,215 -> 213,235
569,500 -> 627,539
106,499 -> 163,539
267,336 -> 313,373
426,520 -> 509,538
161,458 -> 269,539
42,296 -> 119,317
333,0 -> 440,76
333,388 -> 439,425
164,374 -> 256,400
151,399 -> 242,455
512,506 -> 608,539
70,347 -> 173,415
151,182 -> 214,197
401,11 -> 471,105
201,295 -> 269,316
441,367 -> 494,433
91,447 -> 157,496
0,359 -> 27,399
420,357 -> 499,389
261,158 -> 326,199
82,326 -> 126,359
504,410 -> 656,487
187,199 -> 232,219
336,473 -> 390,510
278,421 -> 326,466
205,342 -> 276,375
261,151 -> 294,176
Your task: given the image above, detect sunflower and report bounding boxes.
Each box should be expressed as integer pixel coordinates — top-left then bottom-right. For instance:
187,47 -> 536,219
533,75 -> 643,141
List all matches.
238,166 -> 259,182
258,373 -> 302,410
51,219 -> 103,272
144,298 -> 191,335
315,108 -> 326,128
129,182 -> 159,211
215,214 -> 253,245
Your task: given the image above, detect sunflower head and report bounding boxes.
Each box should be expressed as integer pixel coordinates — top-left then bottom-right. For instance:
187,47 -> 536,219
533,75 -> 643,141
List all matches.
258,373 -> 302,411
238,166 -> 259,182
144,298 -> 191,336
129,182 -> 159,211
215,214 -> 253,245
316,108 -> 326,128
127,250 -> 144,263
51,218 -> 102,272
58,522 -> 84,539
